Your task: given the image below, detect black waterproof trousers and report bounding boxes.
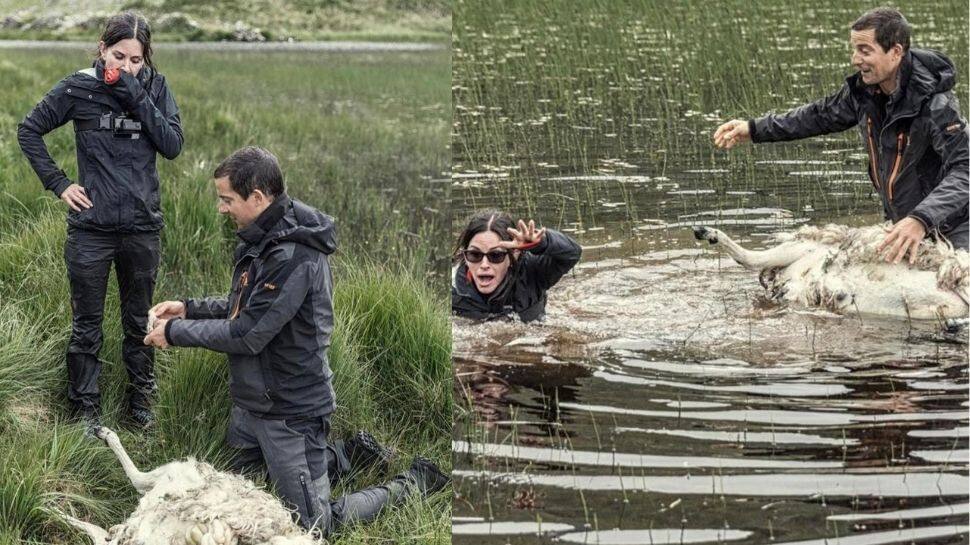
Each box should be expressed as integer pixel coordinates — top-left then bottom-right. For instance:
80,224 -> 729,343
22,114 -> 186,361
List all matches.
227,406 -> 411,536
64,228 -> 160,412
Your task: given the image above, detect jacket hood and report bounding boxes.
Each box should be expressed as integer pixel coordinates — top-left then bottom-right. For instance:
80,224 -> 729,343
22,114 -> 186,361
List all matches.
238,195 -> 337,255
847,47 -> 956,100
908,48 -> 956,95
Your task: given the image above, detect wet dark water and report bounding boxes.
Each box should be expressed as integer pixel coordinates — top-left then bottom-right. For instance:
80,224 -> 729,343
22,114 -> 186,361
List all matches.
452,1 -> 969,543
453,260 -> 969,544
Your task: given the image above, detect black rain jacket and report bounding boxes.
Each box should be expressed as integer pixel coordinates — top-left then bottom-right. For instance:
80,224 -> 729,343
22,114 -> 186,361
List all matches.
749,48 -> 969,240
452,229 -> 582,323
18,60 -> 183,232
165,196 -> 338,418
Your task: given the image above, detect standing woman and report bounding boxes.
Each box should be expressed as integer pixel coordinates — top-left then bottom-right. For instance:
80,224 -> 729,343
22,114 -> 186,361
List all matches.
452,210 -> 582,322
18,12 -> 183,427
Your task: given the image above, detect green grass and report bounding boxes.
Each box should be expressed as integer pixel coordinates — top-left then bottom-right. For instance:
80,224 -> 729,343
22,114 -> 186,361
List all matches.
0,0 -> 451,43
0,46 -> 450,544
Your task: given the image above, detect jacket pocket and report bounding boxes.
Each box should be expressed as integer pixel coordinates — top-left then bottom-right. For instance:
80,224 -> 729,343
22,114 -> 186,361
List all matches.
258,349 -> 279,403
228,356 -> 271,411
67,186 -> 96,222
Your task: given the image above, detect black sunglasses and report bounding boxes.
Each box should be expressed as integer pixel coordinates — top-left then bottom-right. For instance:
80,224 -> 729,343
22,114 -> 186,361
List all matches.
462,249 -> 509,264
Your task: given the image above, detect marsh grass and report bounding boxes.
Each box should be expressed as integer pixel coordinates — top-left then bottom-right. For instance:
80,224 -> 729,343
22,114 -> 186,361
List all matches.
453,0 -> 968,235
451,3 -> 968,541
0,46 -> 450,544
335,265 -> 452,436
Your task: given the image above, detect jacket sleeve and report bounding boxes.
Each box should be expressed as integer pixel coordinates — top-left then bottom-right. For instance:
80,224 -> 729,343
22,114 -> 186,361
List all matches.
17,79 -> 75,197
183,297 -> 231,320
908,95 -> 969,230
750,82 -> 859,143
521,229 -> 582,291
115,72 -> 184,160
166,253 -> 317,355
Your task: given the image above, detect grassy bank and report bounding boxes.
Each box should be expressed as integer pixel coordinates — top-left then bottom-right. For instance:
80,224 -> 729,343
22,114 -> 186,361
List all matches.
0,45 -> 450,544
0,0 -> 451,43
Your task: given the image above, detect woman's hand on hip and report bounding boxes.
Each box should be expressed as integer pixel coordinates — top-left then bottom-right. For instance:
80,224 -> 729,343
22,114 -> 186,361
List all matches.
60,184 -> 92,212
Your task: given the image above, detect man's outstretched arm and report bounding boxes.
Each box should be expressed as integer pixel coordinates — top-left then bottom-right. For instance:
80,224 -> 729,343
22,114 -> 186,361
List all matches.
184,297 -> 231,320
162,251 -> 320,355
149,297 -> 230,322
714,83 -> 859,148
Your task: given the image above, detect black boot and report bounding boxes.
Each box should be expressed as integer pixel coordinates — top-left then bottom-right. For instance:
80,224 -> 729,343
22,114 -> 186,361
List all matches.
72,405 -> 101,427
406,456 -> 449,497
70,404 -> 102,436
125,406 -> 155,429
343,431 -> 395,476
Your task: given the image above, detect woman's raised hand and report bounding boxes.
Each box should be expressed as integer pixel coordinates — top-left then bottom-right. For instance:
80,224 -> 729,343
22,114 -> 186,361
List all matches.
500,219 -> 546,249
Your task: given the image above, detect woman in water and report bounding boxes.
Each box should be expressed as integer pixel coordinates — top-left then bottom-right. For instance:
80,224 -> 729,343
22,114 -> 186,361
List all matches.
452,210 -> 582,322
18,11 -> 183,427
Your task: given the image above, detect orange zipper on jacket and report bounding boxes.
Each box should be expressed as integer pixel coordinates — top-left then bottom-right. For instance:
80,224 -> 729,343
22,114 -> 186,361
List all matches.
229,271 -> 249,320
886,131 -> 907,202
865,117 -> 881,190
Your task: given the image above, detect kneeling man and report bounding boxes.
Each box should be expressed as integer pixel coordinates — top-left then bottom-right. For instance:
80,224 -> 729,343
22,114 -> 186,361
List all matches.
144,146 -> 447,535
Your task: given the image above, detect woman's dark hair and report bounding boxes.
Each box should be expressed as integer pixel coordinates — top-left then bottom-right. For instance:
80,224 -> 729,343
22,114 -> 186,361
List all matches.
96,12 -> 156,77
852,7 -> 911,53
214,146 -> 286,200
453,209 -> 516,263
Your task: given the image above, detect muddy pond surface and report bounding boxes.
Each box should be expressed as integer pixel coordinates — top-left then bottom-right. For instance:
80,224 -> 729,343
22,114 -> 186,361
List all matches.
452,1 -> 968,543
453,244 -> 969,544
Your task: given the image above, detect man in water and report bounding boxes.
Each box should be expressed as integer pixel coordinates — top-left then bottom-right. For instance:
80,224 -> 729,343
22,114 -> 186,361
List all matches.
713,7 -> 968,263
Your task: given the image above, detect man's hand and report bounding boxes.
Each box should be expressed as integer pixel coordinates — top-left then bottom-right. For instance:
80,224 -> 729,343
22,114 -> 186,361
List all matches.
877,217 -> 926,265
150,301 -> 186,320
60,184 -> 93,212
148,301 -> 184,335
713,119 -> 751,149
143,318 -> 169,349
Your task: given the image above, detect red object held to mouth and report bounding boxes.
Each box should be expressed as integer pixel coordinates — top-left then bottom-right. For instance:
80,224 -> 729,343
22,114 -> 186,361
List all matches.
104,67 -> 120,85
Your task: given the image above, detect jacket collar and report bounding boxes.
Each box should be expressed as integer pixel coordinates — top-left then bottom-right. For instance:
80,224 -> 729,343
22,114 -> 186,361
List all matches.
237,193 -> 291,247
885,51 -> 910,104
92,58 -> 154,86
850,50 -> 928,119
